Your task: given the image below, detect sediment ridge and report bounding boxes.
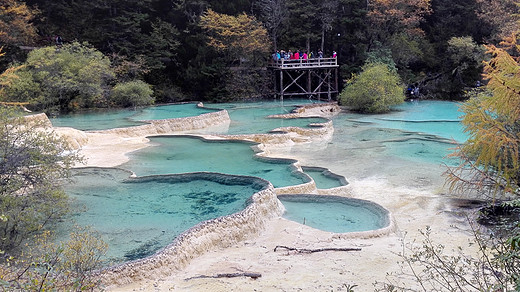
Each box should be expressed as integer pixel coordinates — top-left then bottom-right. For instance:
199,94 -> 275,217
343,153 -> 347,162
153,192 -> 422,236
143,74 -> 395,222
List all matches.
92,110 -> 231,137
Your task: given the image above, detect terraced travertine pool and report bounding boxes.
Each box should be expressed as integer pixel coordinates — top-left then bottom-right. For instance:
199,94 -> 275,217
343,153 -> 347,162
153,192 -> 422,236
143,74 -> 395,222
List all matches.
53,99 -> 465,265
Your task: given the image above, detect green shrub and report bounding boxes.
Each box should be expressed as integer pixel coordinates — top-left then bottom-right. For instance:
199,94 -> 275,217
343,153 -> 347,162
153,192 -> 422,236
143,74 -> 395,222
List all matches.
340,63 -> 405,113
3,42 -> 114,113
111,80 -> 154,108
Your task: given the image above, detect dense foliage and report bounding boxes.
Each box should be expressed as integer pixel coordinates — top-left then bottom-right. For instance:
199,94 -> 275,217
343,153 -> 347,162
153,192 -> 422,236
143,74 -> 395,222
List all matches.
0,0 -> 516,111
3,42 -> 155,114
340,63 -> 405,113
0,228 -> 107,290
0,108 -> 81,251
4,42 -> 114,114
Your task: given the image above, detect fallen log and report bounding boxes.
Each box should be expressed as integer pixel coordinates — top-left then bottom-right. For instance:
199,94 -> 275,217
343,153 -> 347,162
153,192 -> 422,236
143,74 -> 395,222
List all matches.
274,245 -> 362,254
185,272 -> 262,281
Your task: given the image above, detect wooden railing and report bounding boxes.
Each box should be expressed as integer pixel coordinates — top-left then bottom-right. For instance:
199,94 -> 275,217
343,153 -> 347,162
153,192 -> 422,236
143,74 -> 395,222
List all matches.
269,57 -> 338,69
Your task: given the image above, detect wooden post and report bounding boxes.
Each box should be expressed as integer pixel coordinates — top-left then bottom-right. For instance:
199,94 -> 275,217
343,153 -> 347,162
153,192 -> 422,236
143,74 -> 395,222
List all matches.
279,69 -> 284,101
335,67 -> 338,101
327,69 -> 331,101
307,70 -> 312,99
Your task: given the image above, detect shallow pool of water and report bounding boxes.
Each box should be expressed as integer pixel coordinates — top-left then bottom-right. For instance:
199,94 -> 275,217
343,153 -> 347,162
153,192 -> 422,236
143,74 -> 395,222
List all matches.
302,166 -> 347,189
206,100 -> 328,134
130,103 -> 217,121
50,103 -> 217,131
278,195 -> 390,233
61,168 -> 268,264
122,136 -> 308,188
50,99 -> 327,133
49,108 -> 145,130
343,100 -> 466,142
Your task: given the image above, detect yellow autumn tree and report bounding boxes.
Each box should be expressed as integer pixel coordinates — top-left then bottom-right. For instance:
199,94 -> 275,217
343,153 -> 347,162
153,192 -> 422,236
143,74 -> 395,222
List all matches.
446,32 -> 520,197
199,9 -> 271,100
0,0 -> 38,46
200,9 -> 270,65
0,47 -> 24,104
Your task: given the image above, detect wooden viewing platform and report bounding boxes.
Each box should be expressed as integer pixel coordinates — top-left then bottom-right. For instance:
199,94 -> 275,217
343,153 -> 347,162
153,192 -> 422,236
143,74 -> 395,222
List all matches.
268,57 -> 338,69
268,58 -> 339,101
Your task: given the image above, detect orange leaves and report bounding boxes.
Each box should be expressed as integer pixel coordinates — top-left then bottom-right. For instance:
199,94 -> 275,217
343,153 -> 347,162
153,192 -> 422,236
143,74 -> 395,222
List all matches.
200,9 -> 270,61
367,0 -> 431,37
449,33 -> 520,196
0,0 -> 39,45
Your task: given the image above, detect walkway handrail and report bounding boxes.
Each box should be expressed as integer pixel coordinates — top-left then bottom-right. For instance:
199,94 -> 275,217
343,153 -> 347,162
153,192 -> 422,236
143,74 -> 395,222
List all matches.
269,57 -> 338,69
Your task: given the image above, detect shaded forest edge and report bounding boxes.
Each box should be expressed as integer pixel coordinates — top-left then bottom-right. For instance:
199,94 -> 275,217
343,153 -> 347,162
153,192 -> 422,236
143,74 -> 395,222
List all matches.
0,0 -> 519,115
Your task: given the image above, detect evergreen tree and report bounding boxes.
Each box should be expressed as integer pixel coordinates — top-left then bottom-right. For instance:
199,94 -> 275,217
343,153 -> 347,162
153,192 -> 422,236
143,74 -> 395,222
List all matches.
282,0 -> 321,53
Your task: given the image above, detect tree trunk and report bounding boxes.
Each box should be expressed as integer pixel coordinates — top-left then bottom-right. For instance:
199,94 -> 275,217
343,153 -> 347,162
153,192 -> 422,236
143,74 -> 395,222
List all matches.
321,29 -> 325,52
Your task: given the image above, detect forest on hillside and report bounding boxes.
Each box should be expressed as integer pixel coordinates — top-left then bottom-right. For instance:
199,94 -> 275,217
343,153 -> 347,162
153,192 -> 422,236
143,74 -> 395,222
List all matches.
1,0 -> 519,112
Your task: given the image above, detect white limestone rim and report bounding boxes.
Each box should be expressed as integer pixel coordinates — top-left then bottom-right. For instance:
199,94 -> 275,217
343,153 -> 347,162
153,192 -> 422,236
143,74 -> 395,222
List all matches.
97,172 -> 284,286
268,102 -> 341,118
89,109 -> 231,137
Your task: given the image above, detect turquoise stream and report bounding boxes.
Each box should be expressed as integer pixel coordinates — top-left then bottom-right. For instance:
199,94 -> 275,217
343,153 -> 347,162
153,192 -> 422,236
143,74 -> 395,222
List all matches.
57,99 -> 465,264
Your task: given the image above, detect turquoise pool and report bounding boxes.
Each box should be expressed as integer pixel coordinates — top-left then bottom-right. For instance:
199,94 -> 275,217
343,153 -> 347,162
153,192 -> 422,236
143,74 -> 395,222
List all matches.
302,166 -> 348,189
61,168 -> 269,263
50,103 -> 217,131
278,195 -> 390,233
121,135 -> 308,188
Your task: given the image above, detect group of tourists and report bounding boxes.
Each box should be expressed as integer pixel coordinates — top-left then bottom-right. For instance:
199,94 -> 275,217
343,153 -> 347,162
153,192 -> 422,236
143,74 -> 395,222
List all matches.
272,49 -> 337,61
